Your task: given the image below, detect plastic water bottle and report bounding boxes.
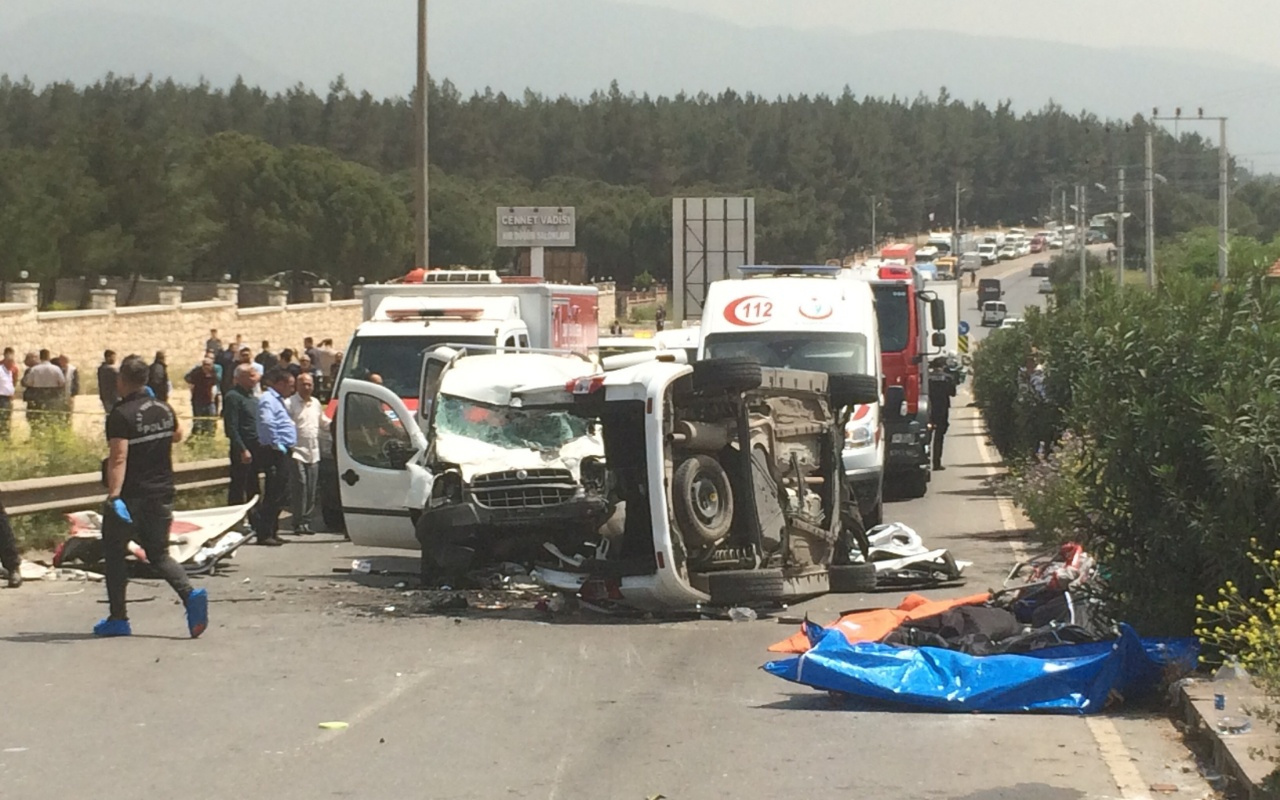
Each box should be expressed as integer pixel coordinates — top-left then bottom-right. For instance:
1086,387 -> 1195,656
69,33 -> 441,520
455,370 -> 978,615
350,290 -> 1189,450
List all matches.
1213,658 -> 1254,735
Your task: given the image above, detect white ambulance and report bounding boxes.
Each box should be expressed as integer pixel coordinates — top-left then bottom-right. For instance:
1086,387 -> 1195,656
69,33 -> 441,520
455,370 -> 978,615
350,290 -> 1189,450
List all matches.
697,266 -> 885,526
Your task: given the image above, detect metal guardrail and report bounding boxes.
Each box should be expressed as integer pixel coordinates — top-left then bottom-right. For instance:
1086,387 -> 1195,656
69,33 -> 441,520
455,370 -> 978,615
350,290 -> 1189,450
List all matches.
1,459 -> 228,517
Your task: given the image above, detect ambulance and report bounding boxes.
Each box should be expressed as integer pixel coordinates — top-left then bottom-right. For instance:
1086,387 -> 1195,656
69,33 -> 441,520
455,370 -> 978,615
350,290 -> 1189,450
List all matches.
698,266 -> 884,526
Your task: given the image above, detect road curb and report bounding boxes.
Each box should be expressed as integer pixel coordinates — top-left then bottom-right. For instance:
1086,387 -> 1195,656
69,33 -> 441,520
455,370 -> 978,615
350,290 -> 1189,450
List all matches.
1176,679 -> 1280,799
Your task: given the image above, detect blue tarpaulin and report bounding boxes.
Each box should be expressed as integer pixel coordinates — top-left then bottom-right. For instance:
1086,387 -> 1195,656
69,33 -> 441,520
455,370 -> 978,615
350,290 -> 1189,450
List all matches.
763,621 -> 1197,715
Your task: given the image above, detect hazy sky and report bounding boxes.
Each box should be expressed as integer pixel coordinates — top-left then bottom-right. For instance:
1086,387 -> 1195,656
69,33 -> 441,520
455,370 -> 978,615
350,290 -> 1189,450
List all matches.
626,0 -> 1280,70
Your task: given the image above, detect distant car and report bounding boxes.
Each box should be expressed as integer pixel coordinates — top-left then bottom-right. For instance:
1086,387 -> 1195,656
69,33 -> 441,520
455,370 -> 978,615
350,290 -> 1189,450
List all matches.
1048,236 -> 1064,250
978,244 -> 999,266
982,301 -> 1009,327
997,244 -> 1018,260
1039,278 -> 1054,294
999,316 -> 1023,330
1029,238 -> 1046,254
1087,229 -> 1108,244
1016,240 -> 1032,257
1030,262 -> 1049,277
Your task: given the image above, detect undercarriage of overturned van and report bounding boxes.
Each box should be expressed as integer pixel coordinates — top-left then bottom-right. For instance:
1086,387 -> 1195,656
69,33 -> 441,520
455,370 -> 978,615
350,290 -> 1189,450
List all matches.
534,359 -> 870,609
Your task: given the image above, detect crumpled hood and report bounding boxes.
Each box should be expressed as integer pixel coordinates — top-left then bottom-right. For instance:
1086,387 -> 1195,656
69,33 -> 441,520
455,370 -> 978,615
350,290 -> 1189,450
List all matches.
435,430 -> 604,482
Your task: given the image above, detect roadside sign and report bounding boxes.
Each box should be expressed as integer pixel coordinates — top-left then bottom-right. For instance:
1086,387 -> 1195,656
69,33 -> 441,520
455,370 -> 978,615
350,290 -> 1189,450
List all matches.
496,207 -> 576,248
958,320 -> 971,336
958,335 -> 970,354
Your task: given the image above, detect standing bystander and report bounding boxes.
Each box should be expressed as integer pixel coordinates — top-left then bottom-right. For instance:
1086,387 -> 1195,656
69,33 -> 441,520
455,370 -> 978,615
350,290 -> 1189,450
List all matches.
97,350 -> 120,413
56,354 -> 79,413
22,349 -> 66,431
185,357 -> 221,436
286,373 -> 329,534
254,368 -> 296,545
0,493 -> 22,588
0,347 -> 17,440
147,351 -> 170,402
223,365 -> 261,510
255,341 -> 279,372
94,355 -> 207,638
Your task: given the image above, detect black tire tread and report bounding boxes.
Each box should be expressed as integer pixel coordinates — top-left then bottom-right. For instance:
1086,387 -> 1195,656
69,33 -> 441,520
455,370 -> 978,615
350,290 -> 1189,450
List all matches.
829,563 -> 878,593
692,357 -> 763,394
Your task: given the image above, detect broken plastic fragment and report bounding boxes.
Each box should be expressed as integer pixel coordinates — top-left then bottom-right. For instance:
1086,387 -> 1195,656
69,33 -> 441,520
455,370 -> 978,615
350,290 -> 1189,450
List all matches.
318,722 -> 349,730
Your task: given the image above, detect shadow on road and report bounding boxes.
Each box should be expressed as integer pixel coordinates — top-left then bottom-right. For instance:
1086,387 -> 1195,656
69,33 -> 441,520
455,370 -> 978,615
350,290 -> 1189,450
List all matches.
0,631 -> 184,643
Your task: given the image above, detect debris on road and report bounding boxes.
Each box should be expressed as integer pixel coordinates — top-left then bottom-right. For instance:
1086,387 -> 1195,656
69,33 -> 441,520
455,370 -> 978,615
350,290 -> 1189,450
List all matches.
52,500 -> 258,576
727,607 -> 758,622
317,722 -> 349,730
853,523 -> 970,589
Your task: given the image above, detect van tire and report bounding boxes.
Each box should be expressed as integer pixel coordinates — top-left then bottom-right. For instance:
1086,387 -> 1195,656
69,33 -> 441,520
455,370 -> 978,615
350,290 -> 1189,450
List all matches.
672,455 -> 735,546
902,470 -> 929,499
830,373 -> 879,408
692,357 -> 762,394
829,563 -> 878,594
707,569 -> 785,605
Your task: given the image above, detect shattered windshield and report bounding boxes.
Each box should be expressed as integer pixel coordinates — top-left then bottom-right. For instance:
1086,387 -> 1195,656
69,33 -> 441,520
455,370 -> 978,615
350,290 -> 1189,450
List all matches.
434,395 -> 592,452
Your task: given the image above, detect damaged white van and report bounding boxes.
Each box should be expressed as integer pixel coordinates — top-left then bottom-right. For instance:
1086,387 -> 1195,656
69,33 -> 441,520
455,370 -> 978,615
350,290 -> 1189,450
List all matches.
534,355 -> 878,609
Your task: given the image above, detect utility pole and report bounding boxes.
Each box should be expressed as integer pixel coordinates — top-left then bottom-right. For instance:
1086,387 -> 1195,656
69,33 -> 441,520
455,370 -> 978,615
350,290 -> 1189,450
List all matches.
953,183 -> 962,259
870,195 -> 877,252
1150,111 -> 1229,282
414,0 -> 430,270
1145,130 -> 1156,289
1060,189 -> 1067,230
1219,117 -> 1229,282
1116,168 -> 1126,286
1077,186 -> 1087,299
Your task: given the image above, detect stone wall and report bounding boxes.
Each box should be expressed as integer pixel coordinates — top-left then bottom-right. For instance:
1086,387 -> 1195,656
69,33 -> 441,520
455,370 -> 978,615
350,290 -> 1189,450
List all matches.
0,288 -> 363,379
2,282 -> 618,377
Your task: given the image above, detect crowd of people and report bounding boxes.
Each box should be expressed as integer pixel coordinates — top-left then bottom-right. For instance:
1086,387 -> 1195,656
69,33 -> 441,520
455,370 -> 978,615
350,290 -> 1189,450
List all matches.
0,328 -> 347,601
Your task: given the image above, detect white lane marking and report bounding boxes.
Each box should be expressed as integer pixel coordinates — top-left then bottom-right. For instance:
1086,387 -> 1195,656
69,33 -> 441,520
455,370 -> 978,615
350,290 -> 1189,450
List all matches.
310,668 -> 434,746
1086,717 -> 1151,799
970,402 -> 1145,800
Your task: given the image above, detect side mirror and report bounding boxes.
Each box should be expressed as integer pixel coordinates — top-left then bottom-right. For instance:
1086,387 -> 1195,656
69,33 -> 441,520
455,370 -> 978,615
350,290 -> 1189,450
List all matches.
930,298 -> 946,331
931,332 -> 946,348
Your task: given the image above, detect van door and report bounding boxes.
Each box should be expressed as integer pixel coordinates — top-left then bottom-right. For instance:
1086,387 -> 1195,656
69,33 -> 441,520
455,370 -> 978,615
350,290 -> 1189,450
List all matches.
335,379 -> 427,550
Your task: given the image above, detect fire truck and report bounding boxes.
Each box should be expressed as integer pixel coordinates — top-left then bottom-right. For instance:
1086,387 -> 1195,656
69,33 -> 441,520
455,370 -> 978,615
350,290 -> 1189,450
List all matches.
847,263 -> 947,499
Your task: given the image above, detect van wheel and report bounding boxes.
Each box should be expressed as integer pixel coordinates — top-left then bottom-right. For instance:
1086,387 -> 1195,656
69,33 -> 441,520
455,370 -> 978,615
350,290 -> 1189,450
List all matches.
692,357 -> 762,394
707,569 -> 785,605
829,563 -> 878,593
672,455 -> 735,546
829,373 -> 879,407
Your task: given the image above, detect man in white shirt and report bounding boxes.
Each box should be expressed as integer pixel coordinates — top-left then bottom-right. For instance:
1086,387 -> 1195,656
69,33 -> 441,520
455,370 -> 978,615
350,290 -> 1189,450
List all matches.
285,373 -> 330,534
0,347 -> 17,441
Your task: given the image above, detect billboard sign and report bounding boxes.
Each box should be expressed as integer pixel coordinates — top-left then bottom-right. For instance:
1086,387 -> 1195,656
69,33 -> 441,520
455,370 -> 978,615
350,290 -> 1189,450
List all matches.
672,197 -> 756,322
496,207 -> 576,248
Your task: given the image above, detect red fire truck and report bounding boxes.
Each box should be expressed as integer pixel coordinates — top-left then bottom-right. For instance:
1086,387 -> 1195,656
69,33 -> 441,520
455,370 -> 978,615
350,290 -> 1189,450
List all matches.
850,263 -> 946,498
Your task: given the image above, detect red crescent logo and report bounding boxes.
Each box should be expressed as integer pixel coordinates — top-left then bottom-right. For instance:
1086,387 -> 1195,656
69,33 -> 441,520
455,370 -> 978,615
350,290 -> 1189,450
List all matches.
724,295 -> 772,327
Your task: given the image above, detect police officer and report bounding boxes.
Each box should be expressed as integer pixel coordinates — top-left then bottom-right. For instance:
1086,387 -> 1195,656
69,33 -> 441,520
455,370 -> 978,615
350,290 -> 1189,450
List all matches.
928,356 -> 957,471
94,355 -> 208,638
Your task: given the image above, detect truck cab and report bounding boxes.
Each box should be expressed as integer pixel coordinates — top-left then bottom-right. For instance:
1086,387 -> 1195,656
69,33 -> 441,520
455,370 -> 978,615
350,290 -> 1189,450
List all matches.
845,264 -> 947,499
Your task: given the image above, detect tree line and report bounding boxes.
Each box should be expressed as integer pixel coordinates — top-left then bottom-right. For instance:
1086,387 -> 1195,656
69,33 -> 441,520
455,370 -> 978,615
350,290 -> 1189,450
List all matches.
1,74 -> 1277,297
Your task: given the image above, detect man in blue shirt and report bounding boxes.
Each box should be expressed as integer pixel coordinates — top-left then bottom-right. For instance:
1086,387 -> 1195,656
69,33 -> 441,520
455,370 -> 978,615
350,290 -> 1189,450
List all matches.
254,367 -> 297,546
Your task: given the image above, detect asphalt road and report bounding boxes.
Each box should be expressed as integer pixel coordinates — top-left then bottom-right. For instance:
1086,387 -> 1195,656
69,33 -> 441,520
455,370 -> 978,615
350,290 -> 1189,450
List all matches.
960,246 -> 1107,345
0,393 -> 1205,800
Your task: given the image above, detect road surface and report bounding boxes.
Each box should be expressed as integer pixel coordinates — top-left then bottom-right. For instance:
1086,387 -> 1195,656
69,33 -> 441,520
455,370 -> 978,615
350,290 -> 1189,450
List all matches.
0,394 -> 1205,799
960,246 -> 1107,345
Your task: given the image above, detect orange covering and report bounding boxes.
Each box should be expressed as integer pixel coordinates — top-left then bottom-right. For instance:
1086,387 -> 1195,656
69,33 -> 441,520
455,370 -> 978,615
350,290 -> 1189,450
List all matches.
768,592 -> 992,654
